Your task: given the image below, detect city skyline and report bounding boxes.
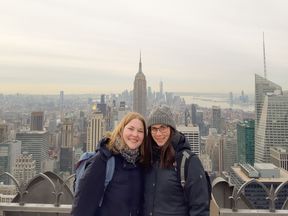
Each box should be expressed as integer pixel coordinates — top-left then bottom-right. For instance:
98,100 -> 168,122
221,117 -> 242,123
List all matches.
1,0 -> 288,94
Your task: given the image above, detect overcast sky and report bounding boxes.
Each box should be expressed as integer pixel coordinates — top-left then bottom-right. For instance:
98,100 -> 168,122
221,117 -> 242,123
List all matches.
1,0 -> 288,95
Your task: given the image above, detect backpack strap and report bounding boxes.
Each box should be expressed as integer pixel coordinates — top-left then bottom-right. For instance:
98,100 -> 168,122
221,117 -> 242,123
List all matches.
180,150 -> 191,187
98,156 -> 115,207
104,156 -> 115,188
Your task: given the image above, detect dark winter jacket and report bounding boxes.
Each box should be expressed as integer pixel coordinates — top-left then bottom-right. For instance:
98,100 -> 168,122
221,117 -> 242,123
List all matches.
71,138 -> 143,216
143,131 -> 210,216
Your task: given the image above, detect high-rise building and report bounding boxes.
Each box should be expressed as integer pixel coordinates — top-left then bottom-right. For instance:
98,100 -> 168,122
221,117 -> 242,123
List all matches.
255,74 -> 281,125
191,104 -> 197,125
237,119 -> 255,165
12,153 -> 36,184
221,133 -> 237,172
60,117 -> 74,173
0,140 -> 21,184
61,118 -> 73,148
16,131 -> 49,173
60,90 -> 64,121
0,123 -> 8,143
177,125 -> 200,155
87,105 -> 106,152
255,91 -> 288,163
30,111 -> 44,131
133,53 -> 147,117
212,106 -> 221,133
270,147 -> 288,171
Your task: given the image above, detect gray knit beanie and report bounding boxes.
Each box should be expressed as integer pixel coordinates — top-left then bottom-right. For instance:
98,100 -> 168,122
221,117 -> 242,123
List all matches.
147,105 -> 176,130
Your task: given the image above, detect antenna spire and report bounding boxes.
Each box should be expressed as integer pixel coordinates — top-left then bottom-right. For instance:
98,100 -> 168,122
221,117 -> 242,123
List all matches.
263,32 -> 267,79
138,50 -> 142,73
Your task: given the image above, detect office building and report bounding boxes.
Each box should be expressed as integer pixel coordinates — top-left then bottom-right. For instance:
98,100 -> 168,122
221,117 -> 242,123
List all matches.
16,130 -> 49,173
0,140 -> 21,184
0,123 -> 8,143
270,147 -> 288,171
12,153 -> 36,184
60,118 -> 74,173
133,53 -> 147,117
177,125 -> 200,155
212,106 -> 221,133
30,112 -> 44,131
255,91 -> 288,163
87,105 -> 105,152
237,119 -> 255,165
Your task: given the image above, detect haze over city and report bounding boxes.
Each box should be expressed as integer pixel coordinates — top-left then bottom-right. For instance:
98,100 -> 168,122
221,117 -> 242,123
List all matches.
1,0 -> 288,94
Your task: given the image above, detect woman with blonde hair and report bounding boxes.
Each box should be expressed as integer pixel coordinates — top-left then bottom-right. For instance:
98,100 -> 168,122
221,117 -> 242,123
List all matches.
72,112 -> 146,216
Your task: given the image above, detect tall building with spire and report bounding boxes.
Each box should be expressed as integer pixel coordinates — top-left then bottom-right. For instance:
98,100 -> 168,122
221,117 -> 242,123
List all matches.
133,53 -> 147,117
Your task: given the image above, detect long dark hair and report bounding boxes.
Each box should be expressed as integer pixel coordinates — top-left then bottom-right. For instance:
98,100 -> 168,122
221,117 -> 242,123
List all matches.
143,127 -> 175,168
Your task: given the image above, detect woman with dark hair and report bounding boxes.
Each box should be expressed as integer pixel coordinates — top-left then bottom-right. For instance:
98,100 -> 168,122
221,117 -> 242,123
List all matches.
71,112 -> 146,216
143,105 -> 210,216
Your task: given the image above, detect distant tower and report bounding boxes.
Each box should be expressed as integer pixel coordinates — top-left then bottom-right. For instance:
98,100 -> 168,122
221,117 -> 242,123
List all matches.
60,117 -> 74,173
191,104 -> 197,125
263,32 -> 267,79
61,118 -> 73,148
30,111 -> 44,131
160,80 -> 163,96
212,106 -> 221,133
0,123 -> 8,143
133,52 -> 147,117
87,105 -> 106,152
60,91 -> 64,121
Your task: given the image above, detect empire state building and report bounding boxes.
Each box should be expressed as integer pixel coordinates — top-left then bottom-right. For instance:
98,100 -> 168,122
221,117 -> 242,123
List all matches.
133,53 -> 147,117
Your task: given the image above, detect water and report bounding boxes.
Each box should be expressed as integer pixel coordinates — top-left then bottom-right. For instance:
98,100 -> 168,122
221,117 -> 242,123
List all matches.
181,96 -> 254,112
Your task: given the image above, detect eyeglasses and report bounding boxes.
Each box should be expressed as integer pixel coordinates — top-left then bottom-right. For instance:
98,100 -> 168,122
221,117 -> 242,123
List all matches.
151,125 -> 169,134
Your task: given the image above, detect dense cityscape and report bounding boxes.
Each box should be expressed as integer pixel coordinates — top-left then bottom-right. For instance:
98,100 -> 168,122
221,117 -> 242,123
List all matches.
0,55 -> 287,215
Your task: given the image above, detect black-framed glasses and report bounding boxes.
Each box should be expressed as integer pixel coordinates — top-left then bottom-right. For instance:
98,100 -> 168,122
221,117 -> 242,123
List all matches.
150,125 -> 169,134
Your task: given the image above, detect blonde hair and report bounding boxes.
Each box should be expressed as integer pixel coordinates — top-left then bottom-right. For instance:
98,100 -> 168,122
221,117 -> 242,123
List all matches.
107,112 -> 147,161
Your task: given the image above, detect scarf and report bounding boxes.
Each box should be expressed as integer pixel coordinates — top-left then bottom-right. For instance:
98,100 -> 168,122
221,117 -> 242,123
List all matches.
114,137 -> 140,165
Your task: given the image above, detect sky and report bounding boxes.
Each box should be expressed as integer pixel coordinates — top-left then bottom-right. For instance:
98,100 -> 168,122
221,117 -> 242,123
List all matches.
1,0 -> 288,95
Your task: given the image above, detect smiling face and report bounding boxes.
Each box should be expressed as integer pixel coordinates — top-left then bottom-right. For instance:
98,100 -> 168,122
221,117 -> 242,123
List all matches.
150,124 -> 171,147
122,118 -> 145,150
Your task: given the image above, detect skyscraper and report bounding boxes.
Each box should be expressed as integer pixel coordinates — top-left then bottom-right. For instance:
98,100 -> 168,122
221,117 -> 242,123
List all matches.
61,118 -> 73,148
177,125 -> 200,155
60,117 -> 74,173
212,106 -> 221,133
133,53 -> 147,117
255,91 -> 288,163
30,111 -> 44,131
13,153 -> 36,184
87,105 -> 106,152
0,123 -> 8,143
60,90 -> 64,121
237,119 -> 255,165
191,104 -> 197,125
16,131 -> 49,173
255,74 -> 281,125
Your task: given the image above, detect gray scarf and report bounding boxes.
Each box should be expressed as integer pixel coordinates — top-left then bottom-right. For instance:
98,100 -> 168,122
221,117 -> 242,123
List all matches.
114,137 -> 140,165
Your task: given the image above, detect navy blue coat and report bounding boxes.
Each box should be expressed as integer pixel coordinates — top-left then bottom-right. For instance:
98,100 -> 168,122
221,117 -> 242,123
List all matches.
143,131 -> 210,216
71,138 -> 143,216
